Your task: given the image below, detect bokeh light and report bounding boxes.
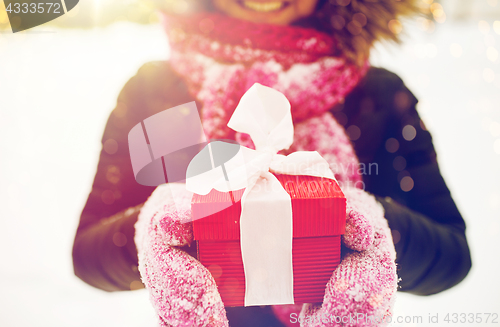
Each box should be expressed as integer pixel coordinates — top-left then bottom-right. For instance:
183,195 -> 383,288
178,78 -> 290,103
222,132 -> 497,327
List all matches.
486,46 -> 499,62
494,21 -> 500,35
346,125 -> 361,141
426,43 -> 438,58
103,138 -> 118,154
385,138 -> 399,153
479,20 -> 490,34
388,19 -> 403,35
402,125 -> 417,141
483,68 -> 496,83
417,17 -> 436,33
430,3 -> 446,24
393,156 -> 407,171
490,121 -> 500,137
113,232 -> 127,247
450,43 -> 463,58
101,189 -> 115,205
487,0 -> 498,8
484,34 -> 496,47
400,176 -> 414,192
391,230 -> 401,244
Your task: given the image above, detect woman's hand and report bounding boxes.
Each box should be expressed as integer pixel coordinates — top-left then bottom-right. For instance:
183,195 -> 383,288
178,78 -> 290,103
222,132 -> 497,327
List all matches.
300,188 -> 397,327
137,184 -> 397,327
275,188 -> 398,327
135,184 -> 228,327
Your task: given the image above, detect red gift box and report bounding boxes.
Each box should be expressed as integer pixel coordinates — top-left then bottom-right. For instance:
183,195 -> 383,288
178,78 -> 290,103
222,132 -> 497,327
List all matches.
192,174 -> 346,306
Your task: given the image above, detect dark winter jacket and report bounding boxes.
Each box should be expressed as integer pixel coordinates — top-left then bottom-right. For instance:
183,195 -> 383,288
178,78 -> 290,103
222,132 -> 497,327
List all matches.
72,61 -> 471,325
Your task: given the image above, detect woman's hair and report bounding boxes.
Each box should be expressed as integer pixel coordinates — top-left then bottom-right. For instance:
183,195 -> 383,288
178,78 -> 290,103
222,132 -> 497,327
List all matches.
295,0 -> 421,64
163,0 -> 421,64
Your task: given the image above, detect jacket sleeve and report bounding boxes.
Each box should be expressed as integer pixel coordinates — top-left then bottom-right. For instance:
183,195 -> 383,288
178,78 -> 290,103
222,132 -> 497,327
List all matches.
377,83 -> 472,295
342,68 -> 472,295
72,61 -> 197,291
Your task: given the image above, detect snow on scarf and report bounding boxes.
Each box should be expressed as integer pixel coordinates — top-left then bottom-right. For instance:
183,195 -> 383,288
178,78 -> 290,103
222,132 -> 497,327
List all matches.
162,12 -> 369,187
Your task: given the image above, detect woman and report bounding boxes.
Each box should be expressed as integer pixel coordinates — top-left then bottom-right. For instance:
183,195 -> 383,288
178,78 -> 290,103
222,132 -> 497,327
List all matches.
73,1 -> 471,326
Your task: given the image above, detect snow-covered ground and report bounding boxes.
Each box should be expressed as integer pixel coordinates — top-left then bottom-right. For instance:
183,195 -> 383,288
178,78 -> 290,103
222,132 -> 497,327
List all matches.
0,14 -> 499,327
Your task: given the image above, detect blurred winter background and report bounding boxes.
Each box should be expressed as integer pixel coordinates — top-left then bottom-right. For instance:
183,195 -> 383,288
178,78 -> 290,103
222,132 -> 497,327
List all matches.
0,0 -> 499,326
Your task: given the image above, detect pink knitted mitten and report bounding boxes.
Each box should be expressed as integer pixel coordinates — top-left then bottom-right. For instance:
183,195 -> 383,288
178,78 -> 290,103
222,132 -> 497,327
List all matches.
135,184 -> 229,327
137,185 -> 396,327
275,187 -> 397,327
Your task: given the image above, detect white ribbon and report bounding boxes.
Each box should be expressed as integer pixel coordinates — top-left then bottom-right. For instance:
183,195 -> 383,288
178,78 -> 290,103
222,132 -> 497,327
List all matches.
186,83 -> 336,306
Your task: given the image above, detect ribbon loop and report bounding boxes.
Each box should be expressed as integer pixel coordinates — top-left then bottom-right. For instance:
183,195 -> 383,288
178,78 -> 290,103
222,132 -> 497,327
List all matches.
227,83 -> 294,152
186,83 -> 336,306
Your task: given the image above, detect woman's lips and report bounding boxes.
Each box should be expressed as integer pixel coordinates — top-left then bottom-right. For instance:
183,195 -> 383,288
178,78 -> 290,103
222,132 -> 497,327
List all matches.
238,1 -> 290,12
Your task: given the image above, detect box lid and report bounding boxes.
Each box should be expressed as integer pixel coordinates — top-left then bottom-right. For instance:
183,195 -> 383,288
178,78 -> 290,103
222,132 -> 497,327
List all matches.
192,174 -> 346,240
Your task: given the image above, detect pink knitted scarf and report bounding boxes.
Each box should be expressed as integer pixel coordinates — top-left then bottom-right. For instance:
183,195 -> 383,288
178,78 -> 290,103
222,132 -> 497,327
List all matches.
162,12 -> 368,186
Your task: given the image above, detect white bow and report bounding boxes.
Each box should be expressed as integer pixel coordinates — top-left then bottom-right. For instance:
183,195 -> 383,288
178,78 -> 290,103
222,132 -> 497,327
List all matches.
186,83 -> 335,306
